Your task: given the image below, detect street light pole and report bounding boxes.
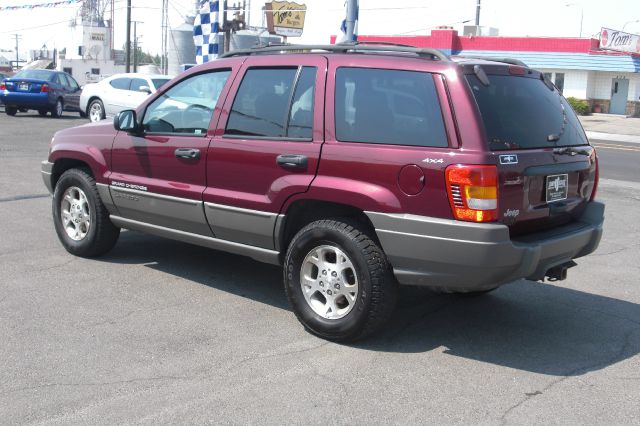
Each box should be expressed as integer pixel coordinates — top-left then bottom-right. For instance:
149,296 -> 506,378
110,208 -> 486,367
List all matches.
565,3 -> 583,38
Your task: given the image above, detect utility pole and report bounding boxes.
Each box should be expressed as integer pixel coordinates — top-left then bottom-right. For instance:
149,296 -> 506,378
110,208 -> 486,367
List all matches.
345,0 -> 358,42
12,34 -> 22,71
161,0 -> 168,74
222,1 -> 246,54
125,0 -> 131,72
132,21 -> 142,72
475,0 -> 481,26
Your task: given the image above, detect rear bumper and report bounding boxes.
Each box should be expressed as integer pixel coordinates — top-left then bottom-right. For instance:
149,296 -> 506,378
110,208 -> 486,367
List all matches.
0,92 -> 51,108
366,201 -> 604,290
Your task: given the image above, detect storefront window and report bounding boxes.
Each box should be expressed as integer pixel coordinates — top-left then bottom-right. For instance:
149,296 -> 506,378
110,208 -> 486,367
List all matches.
555,73 -> 565,94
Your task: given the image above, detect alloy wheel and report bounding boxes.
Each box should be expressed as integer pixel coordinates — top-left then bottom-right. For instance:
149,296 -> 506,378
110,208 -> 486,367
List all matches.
300,245 -> 359,320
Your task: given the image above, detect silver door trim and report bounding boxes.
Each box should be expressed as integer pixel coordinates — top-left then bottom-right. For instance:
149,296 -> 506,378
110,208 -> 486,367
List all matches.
204,202 -> 278,249
110,185 -> 210,235
110,215 -> 280,265
110,186 -> 201,205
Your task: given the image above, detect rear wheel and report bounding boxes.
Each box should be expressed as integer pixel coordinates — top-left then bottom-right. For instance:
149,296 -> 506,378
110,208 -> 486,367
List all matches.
52,168 -> 120,257
38,109 -> 48,117
78,110 -> 87,118
284,219 -> 397,342
5,106 -> 17,116
51,98 -> 63,118
88,99 -> 105,122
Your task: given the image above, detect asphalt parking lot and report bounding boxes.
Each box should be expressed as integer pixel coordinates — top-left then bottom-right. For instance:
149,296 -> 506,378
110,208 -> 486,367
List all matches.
1,110 -> 639,424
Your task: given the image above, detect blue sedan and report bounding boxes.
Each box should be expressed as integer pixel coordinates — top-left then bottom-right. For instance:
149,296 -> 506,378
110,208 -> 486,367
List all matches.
0,69 -> 85,118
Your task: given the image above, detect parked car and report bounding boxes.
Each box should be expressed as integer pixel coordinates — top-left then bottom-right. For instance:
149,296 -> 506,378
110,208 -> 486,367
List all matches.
79,73 -> 172,122
0,69 -> 84,117
41,43 -> 604,341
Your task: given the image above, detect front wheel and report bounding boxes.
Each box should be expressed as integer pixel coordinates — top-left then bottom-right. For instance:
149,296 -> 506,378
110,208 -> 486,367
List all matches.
52,168 -> 120,257
284,219 -> 397,342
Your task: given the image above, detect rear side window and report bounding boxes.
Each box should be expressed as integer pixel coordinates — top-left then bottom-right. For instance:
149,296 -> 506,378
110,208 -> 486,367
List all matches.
225,67 -> 316,139
129,78 -> 148,92
110,78 -> 130,90
466,74 -> 588,150
335,68 -> 448,147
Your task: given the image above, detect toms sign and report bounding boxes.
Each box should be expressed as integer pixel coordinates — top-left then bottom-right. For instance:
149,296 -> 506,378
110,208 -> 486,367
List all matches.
600,27 -> 640,54
265,1 -> 307,37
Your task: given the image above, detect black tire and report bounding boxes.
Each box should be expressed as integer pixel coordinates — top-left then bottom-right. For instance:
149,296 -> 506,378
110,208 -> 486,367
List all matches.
88,99 -> 105,122
78,110 -> 87,118
51,98 -> 63,118
284,219 -> 397,342
5,106 -> 17,116
52,168 -> 120,257
38,109 -> 48,117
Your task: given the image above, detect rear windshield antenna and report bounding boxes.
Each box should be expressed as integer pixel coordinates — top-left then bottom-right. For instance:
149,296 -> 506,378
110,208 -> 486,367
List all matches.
473,65 -> 490,86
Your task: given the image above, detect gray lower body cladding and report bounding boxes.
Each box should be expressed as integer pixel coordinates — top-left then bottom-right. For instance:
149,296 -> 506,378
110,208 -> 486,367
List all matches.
41,161 -> 54,194
366,201 -> 605,290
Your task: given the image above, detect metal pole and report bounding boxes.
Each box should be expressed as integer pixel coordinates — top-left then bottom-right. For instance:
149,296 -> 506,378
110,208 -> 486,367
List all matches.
125,0 -> 131,72
475,0 -> 481,26
14,34 -> 20,70
579,7 -> 583,38
133,21 -> 138,72
345,0 -> 358,42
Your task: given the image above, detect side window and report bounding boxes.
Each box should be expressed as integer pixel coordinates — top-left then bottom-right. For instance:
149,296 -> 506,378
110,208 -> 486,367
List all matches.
130,78 -> 148,92
110,78 -> 130,90
142,70 -> 231,136
65,75 -> 80,90
288,67 -> 316,139
335,68 -> 448,147
52,74 -> 63,86
225,67 -> 316,139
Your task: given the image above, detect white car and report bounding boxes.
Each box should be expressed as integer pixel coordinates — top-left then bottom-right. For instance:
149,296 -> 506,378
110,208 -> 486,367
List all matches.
80,73 -> 173,122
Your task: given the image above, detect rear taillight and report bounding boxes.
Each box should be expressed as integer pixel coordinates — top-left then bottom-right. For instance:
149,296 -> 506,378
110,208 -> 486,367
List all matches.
0,82 -> 5,90
41,84 -> 49,93
446,165 -> 498,222
590,151 -> 599,201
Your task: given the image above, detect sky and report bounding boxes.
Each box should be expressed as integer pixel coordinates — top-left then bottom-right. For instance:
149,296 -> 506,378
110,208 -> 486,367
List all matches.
1,0 -> 639,57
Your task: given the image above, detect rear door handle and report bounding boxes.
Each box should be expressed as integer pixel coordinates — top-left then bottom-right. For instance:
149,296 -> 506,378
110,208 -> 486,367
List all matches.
175,148 -> 200,159
276,154 -> 308,169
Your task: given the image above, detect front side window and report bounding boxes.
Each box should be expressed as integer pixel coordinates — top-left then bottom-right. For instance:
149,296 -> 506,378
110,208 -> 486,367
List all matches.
335,68 -> 448,147
142,70 -> 231,135
152,78 -> 171,90
225,67 -> 317,139
66,75 -> 79,90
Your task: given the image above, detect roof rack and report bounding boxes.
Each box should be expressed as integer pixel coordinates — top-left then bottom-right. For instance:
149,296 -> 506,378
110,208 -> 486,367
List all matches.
456,56 -> 528,67
220,42 -> 450,61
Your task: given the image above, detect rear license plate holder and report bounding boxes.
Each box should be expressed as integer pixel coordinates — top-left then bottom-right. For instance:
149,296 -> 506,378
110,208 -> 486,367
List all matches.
546,174 -> 568,203
19,83 -> 29,91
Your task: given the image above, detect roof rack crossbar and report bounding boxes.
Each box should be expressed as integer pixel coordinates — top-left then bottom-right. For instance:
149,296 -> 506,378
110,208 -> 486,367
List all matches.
457,56 -> 528,67
220,43 -> 449,61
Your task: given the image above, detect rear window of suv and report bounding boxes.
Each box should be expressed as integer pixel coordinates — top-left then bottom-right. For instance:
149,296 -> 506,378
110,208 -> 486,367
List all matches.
335,68 -> 448,148
466,74 -> 588,151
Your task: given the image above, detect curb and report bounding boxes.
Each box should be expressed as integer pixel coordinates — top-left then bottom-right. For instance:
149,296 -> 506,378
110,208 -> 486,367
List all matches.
585,131 -> 640,144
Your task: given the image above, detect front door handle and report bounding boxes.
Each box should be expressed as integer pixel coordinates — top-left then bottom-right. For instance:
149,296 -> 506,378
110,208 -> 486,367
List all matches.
175,148 -> 200,160
276,154 -> 308,169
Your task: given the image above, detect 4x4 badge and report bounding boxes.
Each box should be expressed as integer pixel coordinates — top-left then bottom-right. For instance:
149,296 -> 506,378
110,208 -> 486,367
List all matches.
499,154 -> 518,165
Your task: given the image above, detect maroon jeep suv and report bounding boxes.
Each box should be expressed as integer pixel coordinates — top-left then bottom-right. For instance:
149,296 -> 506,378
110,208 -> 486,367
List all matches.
41,43 -> 604,341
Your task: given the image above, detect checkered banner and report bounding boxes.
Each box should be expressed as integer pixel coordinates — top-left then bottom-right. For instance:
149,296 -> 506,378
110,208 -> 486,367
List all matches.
193,0 -> 220,64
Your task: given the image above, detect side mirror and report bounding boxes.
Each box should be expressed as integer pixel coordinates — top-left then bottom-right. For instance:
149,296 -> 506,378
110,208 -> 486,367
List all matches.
139,85 -> 152,94
114,110 -> 141,134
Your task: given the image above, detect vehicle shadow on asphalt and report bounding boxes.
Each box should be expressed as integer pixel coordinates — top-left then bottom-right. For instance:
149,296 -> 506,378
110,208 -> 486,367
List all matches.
100,230 -> 640,377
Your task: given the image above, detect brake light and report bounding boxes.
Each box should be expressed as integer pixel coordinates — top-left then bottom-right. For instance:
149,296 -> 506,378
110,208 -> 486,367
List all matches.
41,84 -> 49,93
0,82 -> 5,90
446,165 -> 498,222
508,65 -> 526,75
590,151 -> 599,201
